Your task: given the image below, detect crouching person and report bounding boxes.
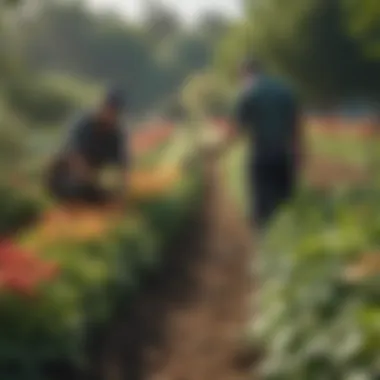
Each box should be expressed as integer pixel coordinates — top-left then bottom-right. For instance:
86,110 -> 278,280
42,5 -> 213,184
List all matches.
46,88 -> 130,206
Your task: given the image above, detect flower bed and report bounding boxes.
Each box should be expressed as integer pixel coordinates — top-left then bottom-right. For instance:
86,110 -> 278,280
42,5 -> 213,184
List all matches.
0,162 -> 202,379
308,117 -> 376,140
131,124 -> 175,157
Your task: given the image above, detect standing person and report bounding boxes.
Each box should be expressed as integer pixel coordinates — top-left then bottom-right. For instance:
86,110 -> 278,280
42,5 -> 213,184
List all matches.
46,87 -> 130,206
218,58 -> 303,230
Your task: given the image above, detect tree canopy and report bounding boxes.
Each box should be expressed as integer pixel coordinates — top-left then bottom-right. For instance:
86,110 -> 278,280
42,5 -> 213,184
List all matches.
216,0 -> 380,104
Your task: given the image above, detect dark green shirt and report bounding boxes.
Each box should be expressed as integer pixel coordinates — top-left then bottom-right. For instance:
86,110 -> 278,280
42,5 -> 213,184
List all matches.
235,75 -> 299,159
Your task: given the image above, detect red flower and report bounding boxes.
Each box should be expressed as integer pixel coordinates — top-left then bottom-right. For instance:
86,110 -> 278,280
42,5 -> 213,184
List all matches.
132,124 -> 174,155
0,240 -> 60,297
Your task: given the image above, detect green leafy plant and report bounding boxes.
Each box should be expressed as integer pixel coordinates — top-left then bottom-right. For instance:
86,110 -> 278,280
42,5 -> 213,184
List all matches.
250,186 -> 380,379
0,185 -> 44,237
0,162 -> 202,380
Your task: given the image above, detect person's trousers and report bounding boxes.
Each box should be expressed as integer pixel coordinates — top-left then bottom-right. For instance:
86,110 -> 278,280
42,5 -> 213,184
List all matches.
249,154 -> 296,229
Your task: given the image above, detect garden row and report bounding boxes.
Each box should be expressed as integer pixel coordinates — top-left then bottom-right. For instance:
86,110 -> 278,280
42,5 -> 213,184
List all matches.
250,184 -> 379,379
223,145 -> 380,379
0,124 -> 201,380
223,135 -> 379,379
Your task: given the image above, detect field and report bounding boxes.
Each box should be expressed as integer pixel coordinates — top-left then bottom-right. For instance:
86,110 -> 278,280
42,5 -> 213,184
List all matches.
0,118 -> 379,380
223,118 -> 380,379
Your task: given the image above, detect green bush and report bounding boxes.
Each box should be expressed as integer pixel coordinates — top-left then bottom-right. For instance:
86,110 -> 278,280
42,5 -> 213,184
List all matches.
0,218 -> 157,378
0,185 -> 44,237
6,79 -> 77,125
5,72 -> 99,127
251,186 -> 380,379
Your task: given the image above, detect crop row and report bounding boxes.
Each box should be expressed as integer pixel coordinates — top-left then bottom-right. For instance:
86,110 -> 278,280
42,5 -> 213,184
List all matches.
0,126 -> 202,380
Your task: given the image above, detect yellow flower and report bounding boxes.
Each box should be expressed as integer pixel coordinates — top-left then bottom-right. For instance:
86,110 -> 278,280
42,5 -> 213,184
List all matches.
129,166 -> 181,200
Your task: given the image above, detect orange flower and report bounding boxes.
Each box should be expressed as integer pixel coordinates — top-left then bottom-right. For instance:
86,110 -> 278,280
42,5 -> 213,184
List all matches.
128,167 -> 181,199
344,252 -> 380,283
131,125 -> 174,155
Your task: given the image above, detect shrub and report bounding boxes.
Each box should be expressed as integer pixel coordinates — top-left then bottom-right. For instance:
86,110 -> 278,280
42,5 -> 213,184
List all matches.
6,79 -> 77,125
5,71 -> 99,127
0,185 -> 44,237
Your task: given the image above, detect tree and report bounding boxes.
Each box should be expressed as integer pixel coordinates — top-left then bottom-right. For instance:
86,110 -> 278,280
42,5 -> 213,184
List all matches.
142,0 -> 180,43
20,0 -> 223,115
216,0 -> 380,103
181,71 -> 231,118
197,12 -> 230,42
343,0 -> 380,58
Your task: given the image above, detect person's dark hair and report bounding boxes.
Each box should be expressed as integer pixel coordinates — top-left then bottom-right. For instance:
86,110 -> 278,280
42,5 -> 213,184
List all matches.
241,58 -> 262,74
104,87 -> 127,110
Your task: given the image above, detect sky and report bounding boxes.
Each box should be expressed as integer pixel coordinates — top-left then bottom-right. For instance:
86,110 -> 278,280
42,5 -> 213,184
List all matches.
86,0 -> 243,24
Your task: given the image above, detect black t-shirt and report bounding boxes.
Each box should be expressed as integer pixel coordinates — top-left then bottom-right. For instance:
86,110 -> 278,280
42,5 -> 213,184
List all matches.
62,112 -> 129,169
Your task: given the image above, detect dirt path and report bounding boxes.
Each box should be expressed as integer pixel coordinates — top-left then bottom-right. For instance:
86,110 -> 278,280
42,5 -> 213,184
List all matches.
95,157 -> 256,380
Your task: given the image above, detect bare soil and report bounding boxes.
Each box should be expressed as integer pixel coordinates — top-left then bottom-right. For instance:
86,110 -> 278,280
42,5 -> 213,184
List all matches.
84,153 -> 370,380
93,157 -> 257,380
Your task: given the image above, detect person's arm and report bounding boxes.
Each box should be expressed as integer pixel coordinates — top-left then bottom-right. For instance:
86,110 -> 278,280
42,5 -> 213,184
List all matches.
214,91 -> 251,158
290,96 -> 304,170
212,122 -> 240,159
